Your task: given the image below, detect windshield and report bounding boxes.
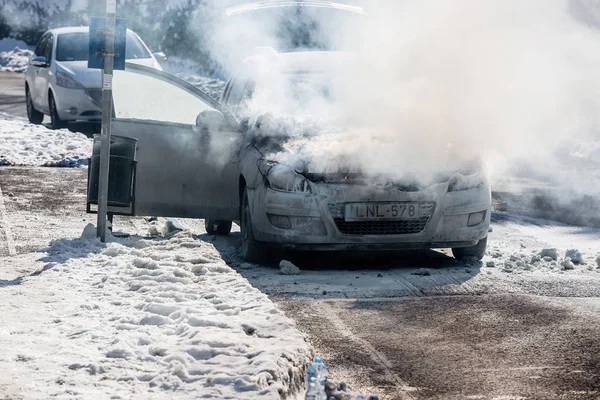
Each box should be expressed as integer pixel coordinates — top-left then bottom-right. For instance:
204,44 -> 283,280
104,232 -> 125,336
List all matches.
56,31 -> 152,62
239,71 -> 338,120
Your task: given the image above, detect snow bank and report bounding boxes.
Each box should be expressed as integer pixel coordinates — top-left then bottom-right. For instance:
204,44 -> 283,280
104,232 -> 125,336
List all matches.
0,46 -> 33,73
485,243 -> 599,274
0,114 -> 92,167
0,227 -> 311,398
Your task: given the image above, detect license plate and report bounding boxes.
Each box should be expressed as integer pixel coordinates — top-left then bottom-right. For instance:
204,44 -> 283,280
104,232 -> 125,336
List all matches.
345,202 -> 421,221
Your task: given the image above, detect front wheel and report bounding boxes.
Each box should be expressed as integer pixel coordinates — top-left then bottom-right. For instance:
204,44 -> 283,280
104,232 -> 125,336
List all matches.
239,189 -> 268,263
26,87 -> 43,124
49,93 -> 66,130
452,237 -> 488,261
205,219 -> 232,235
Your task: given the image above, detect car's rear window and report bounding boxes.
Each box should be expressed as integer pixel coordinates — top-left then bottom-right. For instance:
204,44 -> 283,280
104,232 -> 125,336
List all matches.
56,32 -> 151,62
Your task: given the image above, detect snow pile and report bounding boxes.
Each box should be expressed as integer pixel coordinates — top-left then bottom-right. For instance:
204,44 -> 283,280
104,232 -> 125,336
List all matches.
485,246 -> 599,273
0,114 -> 91,167
0,46 -> 33,73
175,73 -> 227,101
0,227 -> 311,398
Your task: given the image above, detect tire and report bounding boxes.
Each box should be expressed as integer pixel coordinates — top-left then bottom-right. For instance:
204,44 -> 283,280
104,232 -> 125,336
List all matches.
452,237 -> 488,261
205,219 -> 232,235
239,188 -> 268,263
49,92 -> 66,130
26,87 -> 43,124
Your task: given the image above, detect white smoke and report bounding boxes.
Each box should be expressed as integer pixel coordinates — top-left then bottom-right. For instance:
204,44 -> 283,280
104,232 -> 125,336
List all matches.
200,0 -> 600,192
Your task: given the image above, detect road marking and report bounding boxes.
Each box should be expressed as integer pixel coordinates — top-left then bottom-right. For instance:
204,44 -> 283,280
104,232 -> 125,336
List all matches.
0,184 -> 16,256
316,300 -> 418,399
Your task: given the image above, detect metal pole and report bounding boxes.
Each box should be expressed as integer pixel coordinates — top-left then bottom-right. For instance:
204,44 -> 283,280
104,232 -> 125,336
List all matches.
97,0 -> 116,242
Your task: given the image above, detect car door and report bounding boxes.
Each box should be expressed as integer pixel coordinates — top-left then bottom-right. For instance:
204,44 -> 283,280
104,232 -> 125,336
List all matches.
111,63 -> 242,220
37,33 -> 54,113
30,34 -> 49,109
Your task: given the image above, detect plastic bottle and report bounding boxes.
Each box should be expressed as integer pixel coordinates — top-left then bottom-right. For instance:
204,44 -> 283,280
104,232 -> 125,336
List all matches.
306,356 -> 327,400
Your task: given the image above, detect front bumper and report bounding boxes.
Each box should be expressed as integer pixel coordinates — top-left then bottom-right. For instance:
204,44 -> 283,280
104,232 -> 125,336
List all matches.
249,181 -> 491,251
53,85 -> 102,122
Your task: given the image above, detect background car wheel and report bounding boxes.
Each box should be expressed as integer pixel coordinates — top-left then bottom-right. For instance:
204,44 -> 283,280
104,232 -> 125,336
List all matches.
26,87 -> 43,124
240,189 -> 268,263
205,219 -> 232,235
452,237 -> 488,261
49,93 -> 66,130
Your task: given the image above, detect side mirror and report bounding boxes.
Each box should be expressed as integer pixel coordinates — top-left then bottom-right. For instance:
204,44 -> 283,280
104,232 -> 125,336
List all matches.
153,52 -> 167,62
196,109 -> 225,131
30,56 -> 48,67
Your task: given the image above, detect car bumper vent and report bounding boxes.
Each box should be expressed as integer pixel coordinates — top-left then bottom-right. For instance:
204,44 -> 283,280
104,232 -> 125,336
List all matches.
333,217 -> 430,236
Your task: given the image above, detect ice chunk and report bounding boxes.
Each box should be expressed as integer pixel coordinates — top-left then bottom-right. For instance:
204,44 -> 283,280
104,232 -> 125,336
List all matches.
81,223 -> 97,239
411,268 -> 431,276
165,218 -> 186,232
280,260 -> 300,275
565,249 -> 584,265
539,248 -> 558,260
561,257 -> 575,270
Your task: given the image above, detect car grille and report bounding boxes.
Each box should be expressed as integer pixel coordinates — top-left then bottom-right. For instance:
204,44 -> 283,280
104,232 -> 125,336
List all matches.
333,218 -> 430,236
328,202 -> 433,236
86,89 -> 103,106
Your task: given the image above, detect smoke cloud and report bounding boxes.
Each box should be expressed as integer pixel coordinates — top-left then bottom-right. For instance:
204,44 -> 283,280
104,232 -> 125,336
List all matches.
198,0 -> 600,193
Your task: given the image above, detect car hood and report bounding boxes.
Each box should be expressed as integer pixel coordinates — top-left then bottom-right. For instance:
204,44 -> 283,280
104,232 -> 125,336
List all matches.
250,120 -> 470,188
56,61 -> 102,88
56,58 -> 160,88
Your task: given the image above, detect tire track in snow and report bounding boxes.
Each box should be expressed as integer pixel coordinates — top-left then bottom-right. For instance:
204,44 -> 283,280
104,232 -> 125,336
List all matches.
315,300 -> 417,400
0,183 -> 16,256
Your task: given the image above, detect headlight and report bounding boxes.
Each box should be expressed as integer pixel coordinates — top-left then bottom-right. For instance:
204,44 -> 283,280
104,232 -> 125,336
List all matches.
260,161 -> 312,193
447,171 -> 486,192
56,70 -> 85,89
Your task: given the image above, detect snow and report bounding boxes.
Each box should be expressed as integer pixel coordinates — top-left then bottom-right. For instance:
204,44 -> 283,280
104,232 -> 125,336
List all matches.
0,46 -> 33,73
0,38 -> 32,52
280,260 -> 300,275
0,114 -> 92,167
0,222 -> 311,398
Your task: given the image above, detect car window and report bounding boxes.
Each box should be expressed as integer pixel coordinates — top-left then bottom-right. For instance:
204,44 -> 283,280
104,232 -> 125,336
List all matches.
43,34 -> 53,63
34,34 -> 48,58
125,33 -> 152,59
113,66 -> 216,125
56,31 -> 151,62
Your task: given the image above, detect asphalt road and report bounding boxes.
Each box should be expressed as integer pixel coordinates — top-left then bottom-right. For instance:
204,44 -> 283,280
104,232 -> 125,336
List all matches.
1,74 -> 600,400
0,71 -> 28,119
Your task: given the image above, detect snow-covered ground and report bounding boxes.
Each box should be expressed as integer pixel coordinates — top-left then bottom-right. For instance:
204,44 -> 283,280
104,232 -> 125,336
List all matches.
0,221 -> 311,399
0,46 -> 33,73
0,113 -> 92,167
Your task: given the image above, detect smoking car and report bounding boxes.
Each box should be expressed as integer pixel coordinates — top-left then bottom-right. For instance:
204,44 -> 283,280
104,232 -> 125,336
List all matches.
99,49 -> 491,264
25,26 -> 164,129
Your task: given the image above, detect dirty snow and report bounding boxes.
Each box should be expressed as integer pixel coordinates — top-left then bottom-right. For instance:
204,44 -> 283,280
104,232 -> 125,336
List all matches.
0,114 -> 92,167
0,46 -> 33,73
280,260 -> 300,275
483,213 -> 600,275
0,223 -> 311,398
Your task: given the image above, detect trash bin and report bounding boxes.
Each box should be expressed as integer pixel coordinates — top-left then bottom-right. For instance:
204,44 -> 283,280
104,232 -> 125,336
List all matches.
87,135 -> 137,208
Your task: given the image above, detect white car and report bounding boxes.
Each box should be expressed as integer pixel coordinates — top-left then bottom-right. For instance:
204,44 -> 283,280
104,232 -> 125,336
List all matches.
89,52 -> 491,264
24,26 -> 164,129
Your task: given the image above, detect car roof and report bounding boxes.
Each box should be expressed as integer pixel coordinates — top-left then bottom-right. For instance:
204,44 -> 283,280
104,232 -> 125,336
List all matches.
243,50 -> 356,75
225,1 -> 366,17
45,26 -> 137,36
